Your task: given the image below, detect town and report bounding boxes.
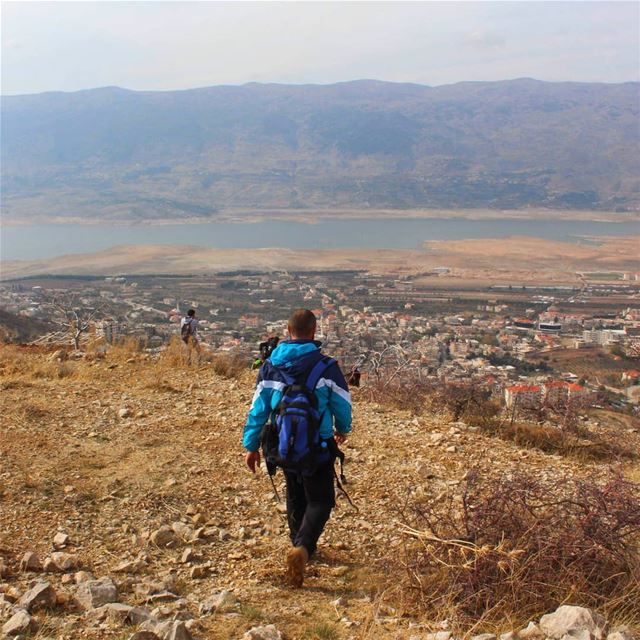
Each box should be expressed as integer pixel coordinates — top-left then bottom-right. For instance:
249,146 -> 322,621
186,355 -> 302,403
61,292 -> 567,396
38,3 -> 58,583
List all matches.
2,268 -> 639,416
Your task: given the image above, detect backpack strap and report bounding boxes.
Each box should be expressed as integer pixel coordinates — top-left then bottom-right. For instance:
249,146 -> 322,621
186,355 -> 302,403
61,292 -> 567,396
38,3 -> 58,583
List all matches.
305,357 -> 336,391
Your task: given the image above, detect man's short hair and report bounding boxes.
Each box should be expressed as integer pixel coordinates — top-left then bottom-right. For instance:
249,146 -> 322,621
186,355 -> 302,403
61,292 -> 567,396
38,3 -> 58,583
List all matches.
288,309 -> 316,337
187,309 -> 196,317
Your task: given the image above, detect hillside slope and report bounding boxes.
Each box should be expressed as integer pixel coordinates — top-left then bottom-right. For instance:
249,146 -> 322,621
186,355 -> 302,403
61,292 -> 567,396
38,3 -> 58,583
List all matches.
2,79 -> 639,221
1,344 -> 638,639
0,309 -> 57,344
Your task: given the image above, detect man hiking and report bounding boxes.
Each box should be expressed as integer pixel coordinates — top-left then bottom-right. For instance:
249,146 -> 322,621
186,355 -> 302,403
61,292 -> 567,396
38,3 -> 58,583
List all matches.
243,309 -> 352,587
180,308 -> 201,364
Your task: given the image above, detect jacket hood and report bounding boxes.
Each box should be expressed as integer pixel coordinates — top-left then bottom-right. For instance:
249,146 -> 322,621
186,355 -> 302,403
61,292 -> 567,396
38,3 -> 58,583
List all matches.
269,340 -> 323,377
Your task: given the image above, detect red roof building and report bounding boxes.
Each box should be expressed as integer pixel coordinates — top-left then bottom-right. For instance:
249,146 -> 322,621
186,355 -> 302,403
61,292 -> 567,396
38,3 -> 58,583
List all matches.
504,384 -> 542,408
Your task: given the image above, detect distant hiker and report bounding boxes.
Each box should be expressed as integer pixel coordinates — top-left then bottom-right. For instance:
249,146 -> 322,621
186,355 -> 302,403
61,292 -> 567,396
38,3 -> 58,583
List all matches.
252,336 -> 280,369
180,309 -> 200,345
180,308 -> 201,363
243,309 -> 352,587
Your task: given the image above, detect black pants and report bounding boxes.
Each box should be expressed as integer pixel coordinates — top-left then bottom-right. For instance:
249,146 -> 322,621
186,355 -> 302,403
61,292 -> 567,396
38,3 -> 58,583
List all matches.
285,463 -> 335,556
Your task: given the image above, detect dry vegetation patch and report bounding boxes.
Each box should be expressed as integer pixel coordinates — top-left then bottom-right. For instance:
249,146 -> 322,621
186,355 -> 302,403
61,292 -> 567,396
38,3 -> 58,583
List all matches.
1,344 -> 639,639
0,344 -> 77,380
395,469 -> 640,630
209,352 -> 250,380
363,374 -> 639,463
480,419 -> 637,462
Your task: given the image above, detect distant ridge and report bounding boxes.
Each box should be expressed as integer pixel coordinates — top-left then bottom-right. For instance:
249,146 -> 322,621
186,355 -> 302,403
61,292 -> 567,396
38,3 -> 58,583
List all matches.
2,78 -> 639,221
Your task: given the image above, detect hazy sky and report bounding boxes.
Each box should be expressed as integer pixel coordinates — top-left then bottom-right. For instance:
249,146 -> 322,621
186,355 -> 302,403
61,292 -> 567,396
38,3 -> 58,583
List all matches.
2,1 -> 639,95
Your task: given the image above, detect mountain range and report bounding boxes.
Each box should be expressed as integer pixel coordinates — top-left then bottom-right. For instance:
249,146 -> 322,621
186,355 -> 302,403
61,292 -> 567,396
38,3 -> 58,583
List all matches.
2,78 -> 639,221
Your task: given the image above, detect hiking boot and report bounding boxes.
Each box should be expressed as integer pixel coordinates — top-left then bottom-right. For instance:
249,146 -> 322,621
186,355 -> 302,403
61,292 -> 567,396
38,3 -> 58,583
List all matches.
286,546 -> 309,587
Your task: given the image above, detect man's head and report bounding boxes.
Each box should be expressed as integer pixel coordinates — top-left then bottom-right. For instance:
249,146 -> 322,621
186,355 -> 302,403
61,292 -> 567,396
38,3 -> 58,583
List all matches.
288,309 -> 317,340
187,309 -> 196,318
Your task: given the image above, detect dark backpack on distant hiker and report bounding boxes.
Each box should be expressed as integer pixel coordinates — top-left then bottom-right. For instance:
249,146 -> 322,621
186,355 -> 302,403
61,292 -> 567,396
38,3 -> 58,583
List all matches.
261,357 -> 336,476
181,318 -> 194,343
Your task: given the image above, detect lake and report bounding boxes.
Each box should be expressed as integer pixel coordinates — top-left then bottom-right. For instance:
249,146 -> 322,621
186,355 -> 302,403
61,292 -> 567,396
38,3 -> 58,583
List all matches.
1,217 -> 639,261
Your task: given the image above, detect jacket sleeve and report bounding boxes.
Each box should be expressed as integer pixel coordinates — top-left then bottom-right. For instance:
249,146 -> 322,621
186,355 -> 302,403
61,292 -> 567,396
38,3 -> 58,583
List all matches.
327,363 -> 352,435
242,367 -> 273,452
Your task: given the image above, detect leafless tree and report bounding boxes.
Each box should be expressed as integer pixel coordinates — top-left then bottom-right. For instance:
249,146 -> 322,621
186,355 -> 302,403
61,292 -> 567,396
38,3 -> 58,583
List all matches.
51,294 -> 103,350
359,345 -> 433,412
365,344 -> 423,386
434,380 -> 495,422
541,392 -> 591,435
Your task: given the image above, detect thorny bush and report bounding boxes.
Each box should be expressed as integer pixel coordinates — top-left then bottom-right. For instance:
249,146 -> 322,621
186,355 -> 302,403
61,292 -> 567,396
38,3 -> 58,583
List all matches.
429,381 -> 500,426
363,375 -> 434,414
360,346 -> 434,413
396,469 -> 640,627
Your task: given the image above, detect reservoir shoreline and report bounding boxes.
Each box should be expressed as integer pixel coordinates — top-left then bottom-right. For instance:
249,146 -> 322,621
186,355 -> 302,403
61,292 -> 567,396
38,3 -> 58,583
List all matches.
2,207 -> 639,228
2,216 -> 638,262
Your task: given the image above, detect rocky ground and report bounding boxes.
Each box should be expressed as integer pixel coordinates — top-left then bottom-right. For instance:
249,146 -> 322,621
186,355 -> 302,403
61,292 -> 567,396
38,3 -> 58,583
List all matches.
0,345 -> 638,640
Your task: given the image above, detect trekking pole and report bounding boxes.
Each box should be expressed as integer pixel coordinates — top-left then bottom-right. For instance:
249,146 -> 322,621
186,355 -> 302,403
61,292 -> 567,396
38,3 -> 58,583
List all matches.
332,450 -> 359,512
266,467 -> 282,503
334,469 -> 358,512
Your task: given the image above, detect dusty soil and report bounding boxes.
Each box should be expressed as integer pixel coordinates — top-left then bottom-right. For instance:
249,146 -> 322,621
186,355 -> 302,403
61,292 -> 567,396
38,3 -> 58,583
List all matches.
2,236 -> 638,284
0,345 -> 638,639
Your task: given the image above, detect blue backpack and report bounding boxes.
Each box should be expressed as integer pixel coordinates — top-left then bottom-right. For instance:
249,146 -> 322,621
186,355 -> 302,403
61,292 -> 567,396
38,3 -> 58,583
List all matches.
261,357 -> 336,476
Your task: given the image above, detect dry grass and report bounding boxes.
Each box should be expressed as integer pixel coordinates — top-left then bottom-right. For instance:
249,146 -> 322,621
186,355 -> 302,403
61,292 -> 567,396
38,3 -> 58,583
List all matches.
477,420 -> 637,462
305,622 -> 341,639
364,375 -> 638,463
0,344 -> 77,380
209,352 -> 249,380
393,469 -> 640,630
149,337 -> 249,379
143,378 -> 181,393
155,335 -> 192,368
107,335 -> 147,360
13,401 -> 51,429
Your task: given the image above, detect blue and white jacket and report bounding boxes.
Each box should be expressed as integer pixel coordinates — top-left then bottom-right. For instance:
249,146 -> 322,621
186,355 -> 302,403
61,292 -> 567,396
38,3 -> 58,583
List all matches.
243,340 -> 352,452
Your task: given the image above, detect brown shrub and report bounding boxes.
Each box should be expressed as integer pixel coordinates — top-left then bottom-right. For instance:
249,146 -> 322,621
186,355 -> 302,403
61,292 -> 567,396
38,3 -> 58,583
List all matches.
394,469 -> 640,628
109,335 -> 147,359
359,347 -> 433,414
362,376 -> 433,414
430,382 -> 500,426
210,352 -> 249,380
363,375 -> 501,419
477,419 -> 636,462
155,336 -> 190,368
419,380 -> 635,462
